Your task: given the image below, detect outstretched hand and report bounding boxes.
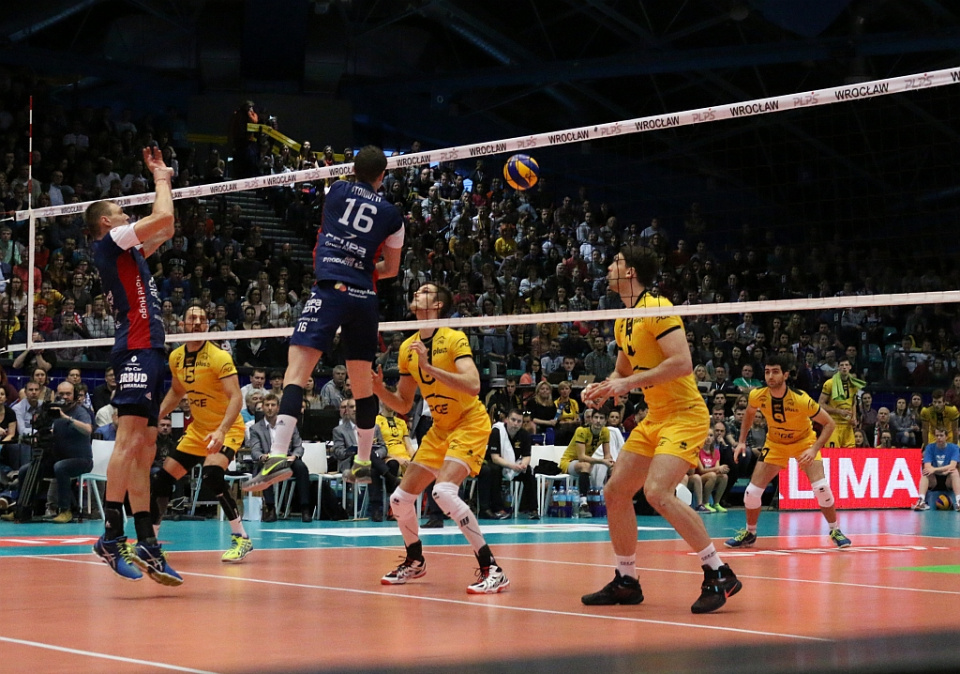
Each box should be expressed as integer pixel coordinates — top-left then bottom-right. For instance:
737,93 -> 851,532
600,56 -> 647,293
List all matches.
143,146 -> 173,181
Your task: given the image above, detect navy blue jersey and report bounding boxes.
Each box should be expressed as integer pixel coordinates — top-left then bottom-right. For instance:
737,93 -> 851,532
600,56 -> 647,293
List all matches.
92,225 -> 165,351
313,180 -> 403,291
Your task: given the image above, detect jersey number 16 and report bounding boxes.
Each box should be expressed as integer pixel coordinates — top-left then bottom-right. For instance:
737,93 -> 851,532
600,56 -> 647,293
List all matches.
338,198 -> 378,233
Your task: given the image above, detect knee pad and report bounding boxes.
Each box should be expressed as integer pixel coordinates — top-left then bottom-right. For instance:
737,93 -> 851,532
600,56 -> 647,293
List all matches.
151,469 -> 177,498
390,487 -> 417,512
811,478 -> 834,508
355,396 -> 378,429
744,483 -> 764,510
431,481 -> 462,515
201,464 -> 226,496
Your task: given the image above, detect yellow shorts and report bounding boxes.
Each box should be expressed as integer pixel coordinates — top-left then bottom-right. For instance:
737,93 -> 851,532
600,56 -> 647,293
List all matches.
621,405 -> 709,468
760,441 -> 822,468
412,411 -> 491,477
177,423 -> 246,458
827,424 -> 855,448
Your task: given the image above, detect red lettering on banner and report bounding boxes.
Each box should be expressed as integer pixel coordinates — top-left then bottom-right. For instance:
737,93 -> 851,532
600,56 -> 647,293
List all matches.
778,448 -> 921,510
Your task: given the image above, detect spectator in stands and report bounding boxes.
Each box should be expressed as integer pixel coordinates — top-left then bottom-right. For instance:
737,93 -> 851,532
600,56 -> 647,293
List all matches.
239,368 -> 267,402
553,381 -> 581,446
485,378 -> 523,424
697,427 -> 730,513
733,364 -> 762,392
90,367 -> 116,413
526,381 -> 558,438
233,321 -> 277,367
584,336 -> 615,381
890,397 -> 920,448
331,398 -> 391,521
247,393 -> 310,522
548,355 -> 583,386
858,392 -> 877,444
241,390 -> 263,425
94,407 -> 119,441
319,365 -> 349,410
302,377 -> 324,411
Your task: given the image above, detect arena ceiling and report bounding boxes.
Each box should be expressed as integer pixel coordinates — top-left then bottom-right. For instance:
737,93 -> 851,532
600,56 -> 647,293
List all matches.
1,0 -> 959,231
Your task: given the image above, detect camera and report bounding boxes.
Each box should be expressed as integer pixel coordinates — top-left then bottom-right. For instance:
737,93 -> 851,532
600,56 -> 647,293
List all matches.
32,398 -> 67,451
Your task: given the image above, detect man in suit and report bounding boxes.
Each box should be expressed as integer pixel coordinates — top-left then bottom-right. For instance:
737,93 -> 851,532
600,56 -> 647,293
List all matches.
247,393 -> 312,522
331,398 -> 392,521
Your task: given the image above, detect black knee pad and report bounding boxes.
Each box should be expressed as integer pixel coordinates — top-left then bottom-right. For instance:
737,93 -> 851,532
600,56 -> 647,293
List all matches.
355,395 -> 378,429
151,469 -> 178,498
201,464 -> 226,495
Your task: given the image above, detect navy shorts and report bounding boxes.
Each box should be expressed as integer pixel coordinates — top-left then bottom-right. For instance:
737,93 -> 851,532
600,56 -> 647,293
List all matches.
291,281 -> 380,362
110,348 -> 166,425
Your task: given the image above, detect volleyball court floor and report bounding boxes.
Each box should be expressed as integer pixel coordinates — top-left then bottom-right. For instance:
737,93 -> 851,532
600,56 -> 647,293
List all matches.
1,508 -> 958,674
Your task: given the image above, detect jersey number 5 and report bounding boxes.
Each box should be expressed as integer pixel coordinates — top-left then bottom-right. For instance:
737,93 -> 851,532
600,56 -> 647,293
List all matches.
338,198 -> 378,233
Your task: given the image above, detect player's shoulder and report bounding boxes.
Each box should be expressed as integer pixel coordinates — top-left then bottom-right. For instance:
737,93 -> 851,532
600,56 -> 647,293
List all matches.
748,385 -> 767,402
168,343 -> 187,366
438,326 -> 471,349
787,385 -> 814,403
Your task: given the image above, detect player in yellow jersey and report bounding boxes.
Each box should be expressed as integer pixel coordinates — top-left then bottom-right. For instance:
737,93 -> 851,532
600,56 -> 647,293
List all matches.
725,353 -> 852,550
818,355 -> 864,447
559,408 -> 613,517
152,306 -> 252,563
580,245 -> 740,614
372,283 -> 509,594
919,389 -> 960,445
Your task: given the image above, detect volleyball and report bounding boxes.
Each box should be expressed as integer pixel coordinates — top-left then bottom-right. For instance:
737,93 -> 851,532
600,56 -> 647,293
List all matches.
935,494 -> 952,510
503,154 -> 540,190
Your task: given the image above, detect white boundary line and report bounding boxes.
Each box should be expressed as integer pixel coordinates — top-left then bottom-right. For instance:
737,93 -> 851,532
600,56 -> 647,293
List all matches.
35,555 -> 827,642
0,635 -> 221,674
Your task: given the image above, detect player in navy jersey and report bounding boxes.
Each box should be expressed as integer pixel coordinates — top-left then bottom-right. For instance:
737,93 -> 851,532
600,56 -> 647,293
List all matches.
86,146 -> 182,586
243,145 -> 404,492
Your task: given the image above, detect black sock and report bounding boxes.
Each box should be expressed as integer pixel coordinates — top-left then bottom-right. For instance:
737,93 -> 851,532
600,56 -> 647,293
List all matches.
578,472 -> 591,496
133,512 -> 156,544
278,384 -> 304,421
104,500 -> 125,539
476,544 -> 495,568
406,540 -> 423,562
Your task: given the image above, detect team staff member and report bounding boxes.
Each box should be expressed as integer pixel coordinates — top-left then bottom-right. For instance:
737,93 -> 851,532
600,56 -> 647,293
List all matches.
87,146 -> 180,585
373,284 -> 510,594
818,356 -> 864,448
559,408 -> 613,518
580,245 -> 739,614
153,306 -> 252,562
376,394 -> 415,474
726,354 -> 852,549
245,146 -> 404,493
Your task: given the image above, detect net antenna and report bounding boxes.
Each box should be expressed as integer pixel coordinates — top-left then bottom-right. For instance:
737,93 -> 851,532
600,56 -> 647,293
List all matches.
11,66 -> 960,351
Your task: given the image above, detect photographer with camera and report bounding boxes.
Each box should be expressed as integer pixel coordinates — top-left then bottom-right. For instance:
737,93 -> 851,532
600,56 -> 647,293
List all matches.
6,382 -> 93,523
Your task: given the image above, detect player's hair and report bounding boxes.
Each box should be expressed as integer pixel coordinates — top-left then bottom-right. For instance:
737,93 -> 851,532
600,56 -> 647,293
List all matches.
84,200 -> 116,237
931,389 -> 945,400
353,145 -> 388,183
934,426 -> 947,435
619,244 -> 659,288
764,353 -> 795,373
430,284 -> 454,318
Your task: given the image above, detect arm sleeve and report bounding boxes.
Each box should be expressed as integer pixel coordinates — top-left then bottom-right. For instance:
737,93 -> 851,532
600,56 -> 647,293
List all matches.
385,222 -> 405,247
487,430 -> 502,456
108,224 -> 143,251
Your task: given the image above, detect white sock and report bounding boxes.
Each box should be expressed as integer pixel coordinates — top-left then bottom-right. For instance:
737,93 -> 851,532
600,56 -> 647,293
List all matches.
746,524 -> 757,534
229,518 -> 247,537
828,521 -> 839,531
433,482 -> 488,554
270,414 -> 298,456
356,427 -> 374,463
616,555 -> 636,580
698,543 -> 722,570
389,488 -> 420,547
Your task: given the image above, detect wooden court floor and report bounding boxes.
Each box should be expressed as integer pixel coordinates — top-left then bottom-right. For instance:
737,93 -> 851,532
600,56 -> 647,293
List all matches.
1,509 -> 958,674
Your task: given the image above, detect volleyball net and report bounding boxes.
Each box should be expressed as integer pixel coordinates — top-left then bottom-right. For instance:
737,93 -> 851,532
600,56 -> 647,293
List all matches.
6,65 -> 960,392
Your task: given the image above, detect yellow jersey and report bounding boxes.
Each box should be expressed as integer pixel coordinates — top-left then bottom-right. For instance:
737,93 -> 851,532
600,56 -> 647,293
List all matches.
399,327 -> 487,432
168,341 -> 245,436
376,414 -> 411,459
820,377 -> 862,425
561,425 -> 610,469
748,386 -> 820,447
920,405 -> 959,444
614,291 -> 705,416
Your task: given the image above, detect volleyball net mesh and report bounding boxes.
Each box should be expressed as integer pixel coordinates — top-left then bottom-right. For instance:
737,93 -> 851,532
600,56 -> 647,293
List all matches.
6,66 -> 960,395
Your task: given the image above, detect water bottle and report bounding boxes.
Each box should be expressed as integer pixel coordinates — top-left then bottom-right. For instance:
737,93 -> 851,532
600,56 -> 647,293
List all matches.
556,486 -> 567,518
589,489 -> 600,517
571,486 -> 580,518
598,488 -> 607,518
548,486 -> 558,517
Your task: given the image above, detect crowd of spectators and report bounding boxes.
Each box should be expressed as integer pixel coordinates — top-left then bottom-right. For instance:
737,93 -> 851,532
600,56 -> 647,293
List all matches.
1,69 -> 959,451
